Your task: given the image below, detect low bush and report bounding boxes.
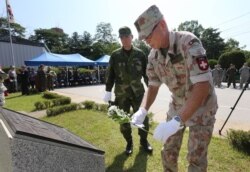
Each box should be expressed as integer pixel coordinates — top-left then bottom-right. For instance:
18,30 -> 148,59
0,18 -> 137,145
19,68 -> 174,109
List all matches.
98,103 -> 109,112
81,100 -> 96,110
34,101 -> 46,110
43,91 -> 62,99
34,94 -> 71,110
227,129 -> 250,155
52,97 -> 71,106
46,103 -> 78,116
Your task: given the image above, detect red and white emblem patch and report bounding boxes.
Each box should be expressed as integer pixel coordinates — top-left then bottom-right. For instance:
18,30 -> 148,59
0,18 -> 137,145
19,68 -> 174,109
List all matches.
196,56 -> 209,71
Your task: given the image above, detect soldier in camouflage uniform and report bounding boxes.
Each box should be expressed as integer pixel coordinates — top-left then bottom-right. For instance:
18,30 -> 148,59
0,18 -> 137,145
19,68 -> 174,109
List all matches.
103,26 -> 153,155
0,66 -> 8,107
131,5 -> 218,172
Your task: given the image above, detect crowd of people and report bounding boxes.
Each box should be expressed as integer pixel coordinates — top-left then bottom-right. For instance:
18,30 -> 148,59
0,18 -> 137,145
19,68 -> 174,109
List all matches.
2,65 -> 107,95
212,63 -> 250,89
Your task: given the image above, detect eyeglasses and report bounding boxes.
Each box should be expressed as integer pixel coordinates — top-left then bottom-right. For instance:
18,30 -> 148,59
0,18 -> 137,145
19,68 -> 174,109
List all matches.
145,23 -> 159,40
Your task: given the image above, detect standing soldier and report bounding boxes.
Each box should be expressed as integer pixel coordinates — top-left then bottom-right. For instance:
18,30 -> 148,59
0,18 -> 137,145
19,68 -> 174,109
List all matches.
239,62 -> 249,89
46,67 -> 57,91
103,26 -> 153,155
226,64 -> 237,88
19,66 -> 30,95
8,65 -> 17,93
212,64 -> 223,88
36,64 -> 46,92
132,5 -> 218,171
0,66 -> 8,107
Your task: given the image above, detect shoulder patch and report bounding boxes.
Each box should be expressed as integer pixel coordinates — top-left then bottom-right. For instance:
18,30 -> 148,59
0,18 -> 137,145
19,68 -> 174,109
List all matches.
196,56 -> 209,71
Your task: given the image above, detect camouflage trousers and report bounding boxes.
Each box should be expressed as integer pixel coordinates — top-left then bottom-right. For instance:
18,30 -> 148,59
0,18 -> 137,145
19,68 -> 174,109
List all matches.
115,94 -> 149,143
161,125 -> 214,172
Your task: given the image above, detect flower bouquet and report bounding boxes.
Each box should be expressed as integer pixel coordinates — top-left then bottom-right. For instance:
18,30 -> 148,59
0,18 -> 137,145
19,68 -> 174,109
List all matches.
107,105 -> 131,124
107,105 -> 153,135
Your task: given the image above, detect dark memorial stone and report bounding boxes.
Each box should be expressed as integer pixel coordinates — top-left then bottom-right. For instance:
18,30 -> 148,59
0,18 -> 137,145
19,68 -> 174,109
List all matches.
0,108 -> 105,172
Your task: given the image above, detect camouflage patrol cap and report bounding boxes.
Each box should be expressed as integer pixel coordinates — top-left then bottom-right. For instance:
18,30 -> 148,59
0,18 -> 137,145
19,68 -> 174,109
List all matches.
134,5 -> 163,40
119,26 -> 132,37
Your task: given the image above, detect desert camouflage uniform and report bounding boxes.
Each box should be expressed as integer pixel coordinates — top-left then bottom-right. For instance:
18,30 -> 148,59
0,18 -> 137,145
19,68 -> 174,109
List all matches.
147,31 -> 218,172
105,46 -> 149,143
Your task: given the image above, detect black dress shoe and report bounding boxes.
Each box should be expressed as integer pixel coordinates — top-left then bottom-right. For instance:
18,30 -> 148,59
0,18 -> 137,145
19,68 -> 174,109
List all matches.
125,141 -> 133,155
140,140 -> 153,153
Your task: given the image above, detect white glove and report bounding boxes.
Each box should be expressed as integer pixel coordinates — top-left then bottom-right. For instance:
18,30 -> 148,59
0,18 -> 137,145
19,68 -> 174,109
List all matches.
153,116 -> 183,144
131,107 -> 147,126
103,91 -> 112,102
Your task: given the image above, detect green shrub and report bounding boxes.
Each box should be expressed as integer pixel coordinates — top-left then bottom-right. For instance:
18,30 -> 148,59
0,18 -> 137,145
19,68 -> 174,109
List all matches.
44,100 -> 52,108
52,97 -> 71,106
227,129 -> 250,155
43,91 -> 62,99
81,100 -> 96,110
46,103 -> 78,116
34,101 -> 46,110
98,104 -> 109,112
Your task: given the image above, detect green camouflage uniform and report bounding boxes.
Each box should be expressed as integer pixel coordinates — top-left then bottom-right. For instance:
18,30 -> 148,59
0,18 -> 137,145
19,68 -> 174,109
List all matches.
105,46 -> 149,144
147,31 -> 218,172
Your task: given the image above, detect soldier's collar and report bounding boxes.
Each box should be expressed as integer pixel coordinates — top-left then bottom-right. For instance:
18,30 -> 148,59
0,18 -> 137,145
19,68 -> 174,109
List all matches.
159,47 -> 169,58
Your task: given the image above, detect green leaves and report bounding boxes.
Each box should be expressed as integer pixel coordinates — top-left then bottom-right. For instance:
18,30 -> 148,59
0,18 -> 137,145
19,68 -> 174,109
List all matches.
107,106 -> 131,124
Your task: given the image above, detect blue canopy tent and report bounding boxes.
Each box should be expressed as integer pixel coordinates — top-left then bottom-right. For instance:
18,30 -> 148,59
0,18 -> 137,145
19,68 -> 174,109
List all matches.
95,55 -> 110,66
24,52 -> 95,66
24,52 -> 95,86
95,55 -> 110,83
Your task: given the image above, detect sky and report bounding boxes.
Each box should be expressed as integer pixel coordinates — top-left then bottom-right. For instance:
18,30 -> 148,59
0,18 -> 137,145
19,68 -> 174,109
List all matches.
1,0 -> 250,50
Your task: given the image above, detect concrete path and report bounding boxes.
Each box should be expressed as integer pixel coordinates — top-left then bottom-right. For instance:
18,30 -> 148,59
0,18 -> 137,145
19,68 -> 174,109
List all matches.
52,83 -> 250,137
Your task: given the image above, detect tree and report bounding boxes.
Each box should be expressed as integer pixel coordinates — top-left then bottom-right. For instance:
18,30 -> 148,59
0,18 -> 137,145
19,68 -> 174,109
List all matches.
94,22 -> 117,43
218,50 -> 245,69
133,39 -> 151,56
224,38 -> 240,52
68,32 -> 82,53
29,27 -> 69,53
0,17 -> 26,38
200,28 -> 226,60
177,20 -> 204,38
90,23 -> 119,59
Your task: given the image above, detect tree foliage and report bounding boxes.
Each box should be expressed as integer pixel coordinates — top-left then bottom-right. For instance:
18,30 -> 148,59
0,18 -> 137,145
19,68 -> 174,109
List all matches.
177,20 -> 204,38
224,38 -> 240,52
0,17 -> 26,38
133,39 -> 151,57
218,50 -> 245,69
29,27 -> 69,53
200,28 -> 226,60
94,22 -> 117,43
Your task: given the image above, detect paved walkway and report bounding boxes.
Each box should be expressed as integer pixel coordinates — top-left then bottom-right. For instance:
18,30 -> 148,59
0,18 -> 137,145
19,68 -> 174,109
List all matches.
51,83 -> 250,137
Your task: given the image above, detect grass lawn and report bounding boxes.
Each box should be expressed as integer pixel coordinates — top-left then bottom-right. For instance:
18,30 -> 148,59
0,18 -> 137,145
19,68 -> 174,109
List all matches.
4,93 -> 250,172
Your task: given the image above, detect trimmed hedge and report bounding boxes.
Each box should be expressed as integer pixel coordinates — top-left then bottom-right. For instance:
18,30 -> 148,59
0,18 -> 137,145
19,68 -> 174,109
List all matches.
46,103 -> 78,116
43,91 -> 62,99
34,92 -> 71,110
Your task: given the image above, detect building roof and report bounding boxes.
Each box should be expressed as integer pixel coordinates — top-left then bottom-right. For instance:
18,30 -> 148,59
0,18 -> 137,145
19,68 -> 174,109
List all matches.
0,35 -> 44,47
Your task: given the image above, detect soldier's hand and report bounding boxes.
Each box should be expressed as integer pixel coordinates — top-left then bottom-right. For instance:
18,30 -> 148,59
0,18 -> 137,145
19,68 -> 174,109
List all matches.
153,117 -> 183,144
131,107 -> 147,126
103,91 -> 112,103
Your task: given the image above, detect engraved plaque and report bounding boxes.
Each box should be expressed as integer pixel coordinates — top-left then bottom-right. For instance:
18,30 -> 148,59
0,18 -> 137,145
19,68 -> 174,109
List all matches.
2,108 -> 104,154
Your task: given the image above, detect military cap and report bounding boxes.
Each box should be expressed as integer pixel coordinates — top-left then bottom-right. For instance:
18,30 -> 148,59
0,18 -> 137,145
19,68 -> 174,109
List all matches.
119,26 -> 132,37
134,5 -> 163,40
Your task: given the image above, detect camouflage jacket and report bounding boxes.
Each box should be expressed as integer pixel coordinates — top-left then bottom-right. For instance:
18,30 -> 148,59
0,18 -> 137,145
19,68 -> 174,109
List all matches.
105,46 -> 148,97
147,31 -> 218,126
